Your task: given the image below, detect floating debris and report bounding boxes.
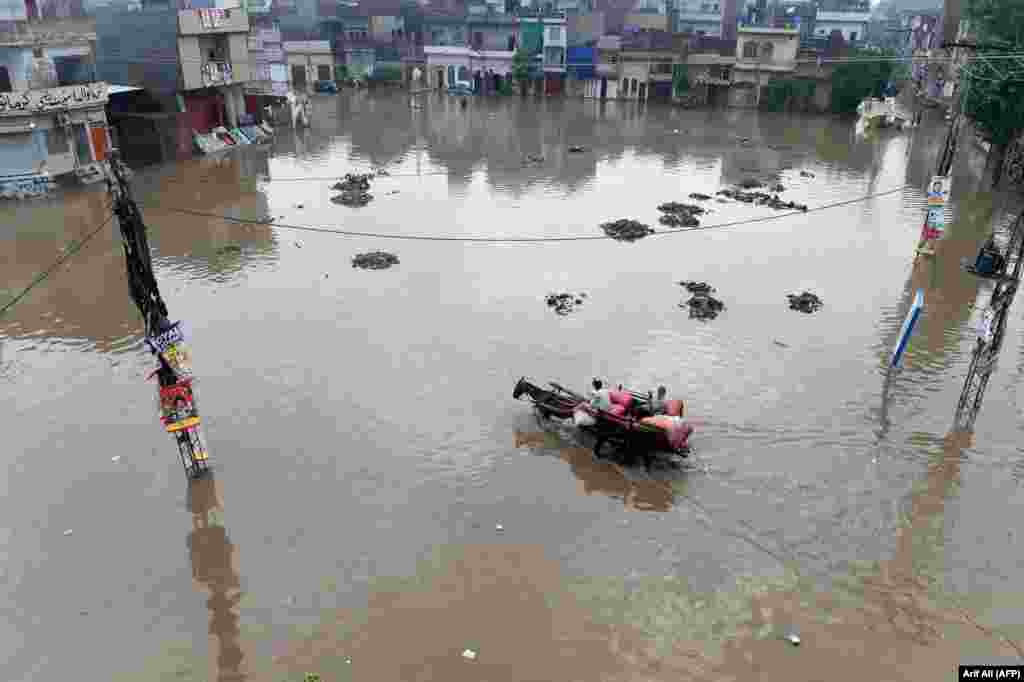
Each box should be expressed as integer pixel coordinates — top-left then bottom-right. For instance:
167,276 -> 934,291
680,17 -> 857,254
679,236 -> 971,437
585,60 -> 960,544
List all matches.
799,170 -> 816,178
770,183 -> 786,193
679,281 -> 715,294
715,188 -> 808,212
111,455 -> 121,462
787,291 -> 823,313
658,202 -> 706,216
682,293 -> 725,320
296,203 -> 304,209
331,173 -> 373,192
462,649 -> 478,661
658,202 -> 704,228
374,168 -> 390,177
785,632 -> 801,646
659,213 -> 699,227
524,154 -> 545,165
331,191 -> 373,207
601,219 -> 654,242
688,192 -> 713,201
545,292 -> 586,315
739,178 -> 764,189
63,529 -> 73,536
773,339 -> 790,348
352,251 -> 400,270
216,244 -> 242,255
294,240 -> 304,248
495,522 -> 504,532
568,145 -> 587,153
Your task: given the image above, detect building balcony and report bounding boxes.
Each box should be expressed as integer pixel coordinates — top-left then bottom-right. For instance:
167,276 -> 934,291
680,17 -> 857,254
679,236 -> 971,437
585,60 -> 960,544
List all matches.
201,61 -> 234,86
677,11 -> 721,23
0,82 -> 109,118
178,8 -> 250,36
815,11 -> 871,23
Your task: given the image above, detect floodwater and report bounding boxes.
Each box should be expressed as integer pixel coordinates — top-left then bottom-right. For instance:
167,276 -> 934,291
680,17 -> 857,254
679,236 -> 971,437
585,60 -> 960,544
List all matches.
3,92 -> 1024,681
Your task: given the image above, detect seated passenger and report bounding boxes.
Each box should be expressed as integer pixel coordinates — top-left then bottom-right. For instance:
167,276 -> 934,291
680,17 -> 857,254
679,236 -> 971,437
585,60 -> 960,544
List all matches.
650,386 -> 669,415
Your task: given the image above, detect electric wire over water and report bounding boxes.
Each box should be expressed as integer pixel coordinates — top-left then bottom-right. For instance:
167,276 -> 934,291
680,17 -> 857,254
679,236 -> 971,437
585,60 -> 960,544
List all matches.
144,186 -> 909,244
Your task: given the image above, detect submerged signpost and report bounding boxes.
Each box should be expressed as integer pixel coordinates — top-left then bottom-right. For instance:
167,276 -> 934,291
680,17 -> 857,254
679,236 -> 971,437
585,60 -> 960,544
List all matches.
891,289 -> 925,370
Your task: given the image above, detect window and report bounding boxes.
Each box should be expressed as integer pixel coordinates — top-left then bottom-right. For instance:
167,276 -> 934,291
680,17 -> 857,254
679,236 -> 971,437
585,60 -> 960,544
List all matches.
473,31 -> 483,48
317,64 -> 331,81
652,61 -> 672,74
742,41 -> 758,58
849,31 -> 857,41
760,42 -> 774,59
0,66 -> 10,93
291,64 -> 307,88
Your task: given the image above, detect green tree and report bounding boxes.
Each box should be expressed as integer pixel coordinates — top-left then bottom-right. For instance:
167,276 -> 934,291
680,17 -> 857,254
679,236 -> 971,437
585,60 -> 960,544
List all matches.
512,48 -> 530,95
830,48 -> 894,114
672,64 -> 690,96
959,0 -> 1024,186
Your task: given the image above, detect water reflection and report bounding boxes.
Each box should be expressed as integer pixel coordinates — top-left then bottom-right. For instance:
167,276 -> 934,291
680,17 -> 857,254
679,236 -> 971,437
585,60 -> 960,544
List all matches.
0,154 -> 278,346
513,430 -> 675,512
187,476 -> 247,682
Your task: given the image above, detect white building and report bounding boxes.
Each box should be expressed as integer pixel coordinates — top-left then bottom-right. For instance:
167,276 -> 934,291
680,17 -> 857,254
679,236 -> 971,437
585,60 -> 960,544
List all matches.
814,10 -> 870,44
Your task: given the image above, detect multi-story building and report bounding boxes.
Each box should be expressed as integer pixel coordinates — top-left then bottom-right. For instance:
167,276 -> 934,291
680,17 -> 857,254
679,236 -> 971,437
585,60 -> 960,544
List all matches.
518,11 -> 566,94
96,3 -> 252,132
247,22 -> 289,99
619,29 -> 682,100
284,39 -> 333,89
0,8 -> 111,191
675,0 -> 723,36
730,25 -> 798,106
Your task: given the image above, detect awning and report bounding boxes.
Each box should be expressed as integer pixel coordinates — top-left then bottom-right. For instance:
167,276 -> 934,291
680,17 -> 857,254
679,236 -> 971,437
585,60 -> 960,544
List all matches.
108,85 -> 144,96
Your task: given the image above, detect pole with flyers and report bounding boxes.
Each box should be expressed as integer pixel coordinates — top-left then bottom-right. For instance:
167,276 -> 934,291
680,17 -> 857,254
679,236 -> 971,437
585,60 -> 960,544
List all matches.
107,152 -> 211,479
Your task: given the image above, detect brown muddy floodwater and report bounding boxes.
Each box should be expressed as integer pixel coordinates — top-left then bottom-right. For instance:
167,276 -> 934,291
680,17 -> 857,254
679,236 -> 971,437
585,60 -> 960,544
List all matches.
2,92 -> 1024,681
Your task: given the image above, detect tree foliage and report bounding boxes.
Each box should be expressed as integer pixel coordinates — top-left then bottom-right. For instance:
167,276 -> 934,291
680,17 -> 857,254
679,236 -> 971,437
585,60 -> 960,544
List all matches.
673,64 -> 690,95
960,0 -> 1024,148
512,48 -> 530,84
830,48 -> 894,114
762,78 -> 817,112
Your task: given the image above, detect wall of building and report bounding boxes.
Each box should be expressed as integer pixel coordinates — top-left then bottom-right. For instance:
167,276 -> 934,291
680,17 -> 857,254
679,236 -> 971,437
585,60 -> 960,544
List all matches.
468,21 -> 516,51
813,20 -> 866,42
0,46 -> 31,91
624,12 -> 668,31
95,7 -> 180,96
569,12 -> 603,46
369,15 -> 403,41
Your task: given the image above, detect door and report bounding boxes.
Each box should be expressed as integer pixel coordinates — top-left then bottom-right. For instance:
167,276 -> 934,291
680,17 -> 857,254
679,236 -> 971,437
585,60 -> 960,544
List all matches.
317,64 -> 332,82
89,124 -> 110,161
73,124 -> 93,166
600,77 -> 607,99
291,64 -> 306,90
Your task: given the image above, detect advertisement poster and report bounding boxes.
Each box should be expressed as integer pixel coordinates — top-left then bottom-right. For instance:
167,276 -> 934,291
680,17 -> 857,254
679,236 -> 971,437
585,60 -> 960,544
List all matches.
926,175 -> 951,206
918,175 -> 951,255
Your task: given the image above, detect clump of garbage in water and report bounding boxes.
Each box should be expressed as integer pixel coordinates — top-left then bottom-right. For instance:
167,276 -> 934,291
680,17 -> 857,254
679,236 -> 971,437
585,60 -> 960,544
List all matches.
657,202 -> 705,228
601,219 -> 654,241
716,187 -> 808,212
679,281 -> 725,320
546,292 -> 587,315
688,192 -> 712,201
787,291 -> 823,313
352,251 -> 400,270
331,172 -> 383,207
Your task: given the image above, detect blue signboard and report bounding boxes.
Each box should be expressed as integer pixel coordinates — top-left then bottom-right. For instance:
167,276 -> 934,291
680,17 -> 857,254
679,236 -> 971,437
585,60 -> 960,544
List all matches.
891,289 -> 924,368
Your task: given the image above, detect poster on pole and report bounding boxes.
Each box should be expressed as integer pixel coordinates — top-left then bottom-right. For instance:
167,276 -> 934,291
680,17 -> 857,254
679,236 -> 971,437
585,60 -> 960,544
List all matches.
918,175 -> 951,255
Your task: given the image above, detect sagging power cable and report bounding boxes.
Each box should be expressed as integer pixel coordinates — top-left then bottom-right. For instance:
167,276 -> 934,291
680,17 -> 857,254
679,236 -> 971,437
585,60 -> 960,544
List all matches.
143,185 -> 909,244
0,211 -> 115,318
